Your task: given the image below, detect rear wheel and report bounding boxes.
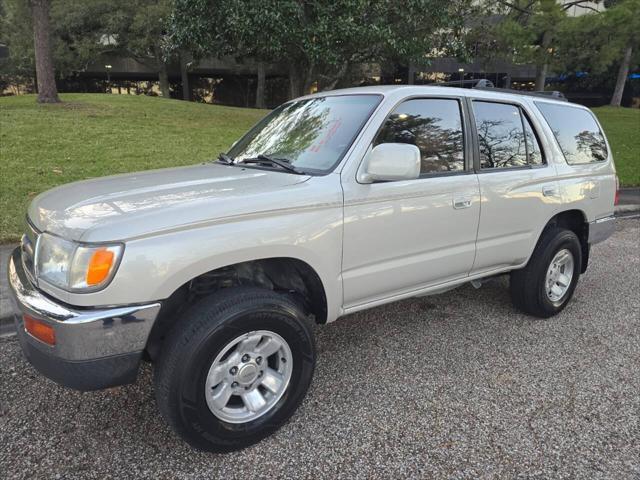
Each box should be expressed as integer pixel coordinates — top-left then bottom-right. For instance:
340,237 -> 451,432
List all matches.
154,287 -> 316,452
510,227 -> 582,318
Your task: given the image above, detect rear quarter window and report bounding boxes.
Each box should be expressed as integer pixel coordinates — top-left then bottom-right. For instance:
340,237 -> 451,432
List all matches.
535,102 -> 608,165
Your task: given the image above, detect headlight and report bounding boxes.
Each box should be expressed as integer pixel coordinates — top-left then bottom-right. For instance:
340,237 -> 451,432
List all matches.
36,233 -> 123,291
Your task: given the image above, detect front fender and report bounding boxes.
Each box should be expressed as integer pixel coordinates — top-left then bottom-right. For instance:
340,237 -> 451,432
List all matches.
58,206 -> 345,323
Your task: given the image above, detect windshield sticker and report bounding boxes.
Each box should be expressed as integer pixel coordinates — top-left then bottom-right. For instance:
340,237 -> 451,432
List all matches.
310,119 -> 342,153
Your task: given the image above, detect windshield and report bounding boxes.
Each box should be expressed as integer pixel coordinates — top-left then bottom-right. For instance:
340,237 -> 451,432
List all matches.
228,94 -> 382,174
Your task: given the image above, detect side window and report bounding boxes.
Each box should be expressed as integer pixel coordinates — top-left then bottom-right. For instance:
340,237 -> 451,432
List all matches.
374,98 -> 465,174
523,113 -> 544,166
473,101 -> 527,169
535,102 -> 607,164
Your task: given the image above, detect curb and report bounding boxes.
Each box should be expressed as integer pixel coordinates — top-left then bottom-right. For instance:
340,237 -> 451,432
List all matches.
1,204 -> 639,338
615,204 -> 640,216
0,320 -> 15,338
0,244 -> 15,337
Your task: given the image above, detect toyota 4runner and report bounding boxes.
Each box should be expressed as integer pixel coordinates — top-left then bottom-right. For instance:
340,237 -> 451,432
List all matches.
8,85 -> 617,451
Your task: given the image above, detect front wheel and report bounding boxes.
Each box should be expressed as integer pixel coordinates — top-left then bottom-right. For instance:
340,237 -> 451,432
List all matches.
154,287 -> 316,452
510,227 -> 582,318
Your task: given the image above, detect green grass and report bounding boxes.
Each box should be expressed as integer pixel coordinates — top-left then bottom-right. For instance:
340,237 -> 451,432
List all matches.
0,95 -> 638,243
0,94 -> 267,243
592,106 -> 640,188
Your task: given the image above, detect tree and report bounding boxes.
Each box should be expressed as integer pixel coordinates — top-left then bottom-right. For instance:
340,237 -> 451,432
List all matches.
0,0 -> 37,93
606,0 -> 639,105
170,0 -> 467,101
477,0 -> 606,91
1,0 -> 120,96
107,0 -> 174,98
611,45 -> 634,106
170,0 -> 294,104
556,0 -> 639,105
30,0 -> 59,102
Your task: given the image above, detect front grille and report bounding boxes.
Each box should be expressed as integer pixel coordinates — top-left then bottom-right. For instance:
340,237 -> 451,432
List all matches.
21,218 -> 39,284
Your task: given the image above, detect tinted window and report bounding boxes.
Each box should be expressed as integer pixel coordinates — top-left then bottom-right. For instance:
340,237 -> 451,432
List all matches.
536,102 -> 607,164
229,94 -> 382,173
523,114 -> 544,165
374,99 -> 464,174
473,101 -> 527,169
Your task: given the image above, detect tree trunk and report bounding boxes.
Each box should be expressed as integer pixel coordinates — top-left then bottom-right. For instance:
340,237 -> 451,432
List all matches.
31,0 -> 59,103
610,45 -> 632,107
407,62 -> 416,85
288,63 -> 303,99
180,52 -> 190,101
158,63 -> 170,98
302,62 -> 316,95
255,61 -> 266,109
322,61 -> 349,91
535,30 -> 553,91
535,63 -> 548,91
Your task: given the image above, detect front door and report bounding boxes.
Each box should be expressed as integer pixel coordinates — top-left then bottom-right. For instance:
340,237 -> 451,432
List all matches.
341,97 -> 481,308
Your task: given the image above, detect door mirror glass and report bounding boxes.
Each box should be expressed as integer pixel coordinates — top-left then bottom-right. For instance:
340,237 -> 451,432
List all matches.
359,143 -> 421,183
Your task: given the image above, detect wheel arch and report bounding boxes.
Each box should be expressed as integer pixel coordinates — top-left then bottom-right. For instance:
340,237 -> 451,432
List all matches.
536,209 -> 590,273
145,256 -> 329,360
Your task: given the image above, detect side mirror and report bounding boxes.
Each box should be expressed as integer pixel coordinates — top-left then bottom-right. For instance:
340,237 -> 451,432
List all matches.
359,143 -> 421,183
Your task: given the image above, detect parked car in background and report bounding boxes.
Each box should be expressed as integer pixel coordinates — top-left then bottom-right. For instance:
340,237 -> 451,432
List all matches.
8,85 -> 617,451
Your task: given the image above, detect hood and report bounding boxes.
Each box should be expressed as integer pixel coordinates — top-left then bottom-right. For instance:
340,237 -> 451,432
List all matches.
28,163 -> 310,242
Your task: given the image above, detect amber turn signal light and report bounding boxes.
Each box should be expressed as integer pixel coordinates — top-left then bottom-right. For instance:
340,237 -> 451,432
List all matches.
86,249 -> 115,286
23,315 -> 56,345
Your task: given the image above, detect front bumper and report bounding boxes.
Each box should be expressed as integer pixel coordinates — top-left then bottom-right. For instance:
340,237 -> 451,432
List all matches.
8,248 -> 160,391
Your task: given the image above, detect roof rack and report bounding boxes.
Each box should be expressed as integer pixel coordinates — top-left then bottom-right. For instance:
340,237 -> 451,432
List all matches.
473,86 -> 568,101
432,78 -> 568,102
434,79 -> 495,88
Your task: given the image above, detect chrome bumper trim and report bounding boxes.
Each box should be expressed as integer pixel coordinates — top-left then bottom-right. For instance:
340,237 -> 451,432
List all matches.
588,215 -> 615,245
8,248 -> 160,361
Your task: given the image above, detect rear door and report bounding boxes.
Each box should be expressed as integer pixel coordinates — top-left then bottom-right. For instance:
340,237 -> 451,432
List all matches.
469,99 -> 560,274
534,101 -> 616,222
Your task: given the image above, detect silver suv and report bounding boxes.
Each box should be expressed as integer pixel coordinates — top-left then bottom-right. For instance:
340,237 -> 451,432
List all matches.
9,85 -> 617,451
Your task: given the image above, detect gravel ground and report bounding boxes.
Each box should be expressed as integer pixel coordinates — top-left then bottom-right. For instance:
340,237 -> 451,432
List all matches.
1,218 -> 638,479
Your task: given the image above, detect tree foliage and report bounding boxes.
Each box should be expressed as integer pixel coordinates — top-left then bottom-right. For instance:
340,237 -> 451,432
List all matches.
0,0 -> 35,89
105,0 -> 174,96
170,0 -> 470,97
1,0 -> 636,104
0,0 -> 175,96
472,0 -> 608,89
550,0 -> 639,105
556,0 -> 639,74
0,0 -> 115,85
104,1 -> 172,68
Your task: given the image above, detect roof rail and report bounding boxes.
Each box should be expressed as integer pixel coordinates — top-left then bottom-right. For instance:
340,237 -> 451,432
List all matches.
433,79 -> 495,88
432,79 -> 568,102
473,86 -> 568,101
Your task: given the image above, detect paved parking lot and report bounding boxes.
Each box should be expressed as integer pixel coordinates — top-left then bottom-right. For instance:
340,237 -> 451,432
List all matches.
1,218 -> 638,479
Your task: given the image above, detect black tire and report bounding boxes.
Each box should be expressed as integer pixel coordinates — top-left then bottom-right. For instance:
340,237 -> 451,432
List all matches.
510,227 -> 582,318
154,287 -> 316,452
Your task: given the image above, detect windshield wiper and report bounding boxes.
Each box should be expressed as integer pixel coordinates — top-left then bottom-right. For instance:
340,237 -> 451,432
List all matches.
217,153 -> 235,165
240,154 -> 305,175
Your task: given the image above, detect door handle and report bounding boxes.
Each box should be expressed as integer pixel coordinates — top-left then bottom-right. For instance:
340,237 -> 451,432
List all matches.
542,186 -> 558,197
453,196 -> 472,209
